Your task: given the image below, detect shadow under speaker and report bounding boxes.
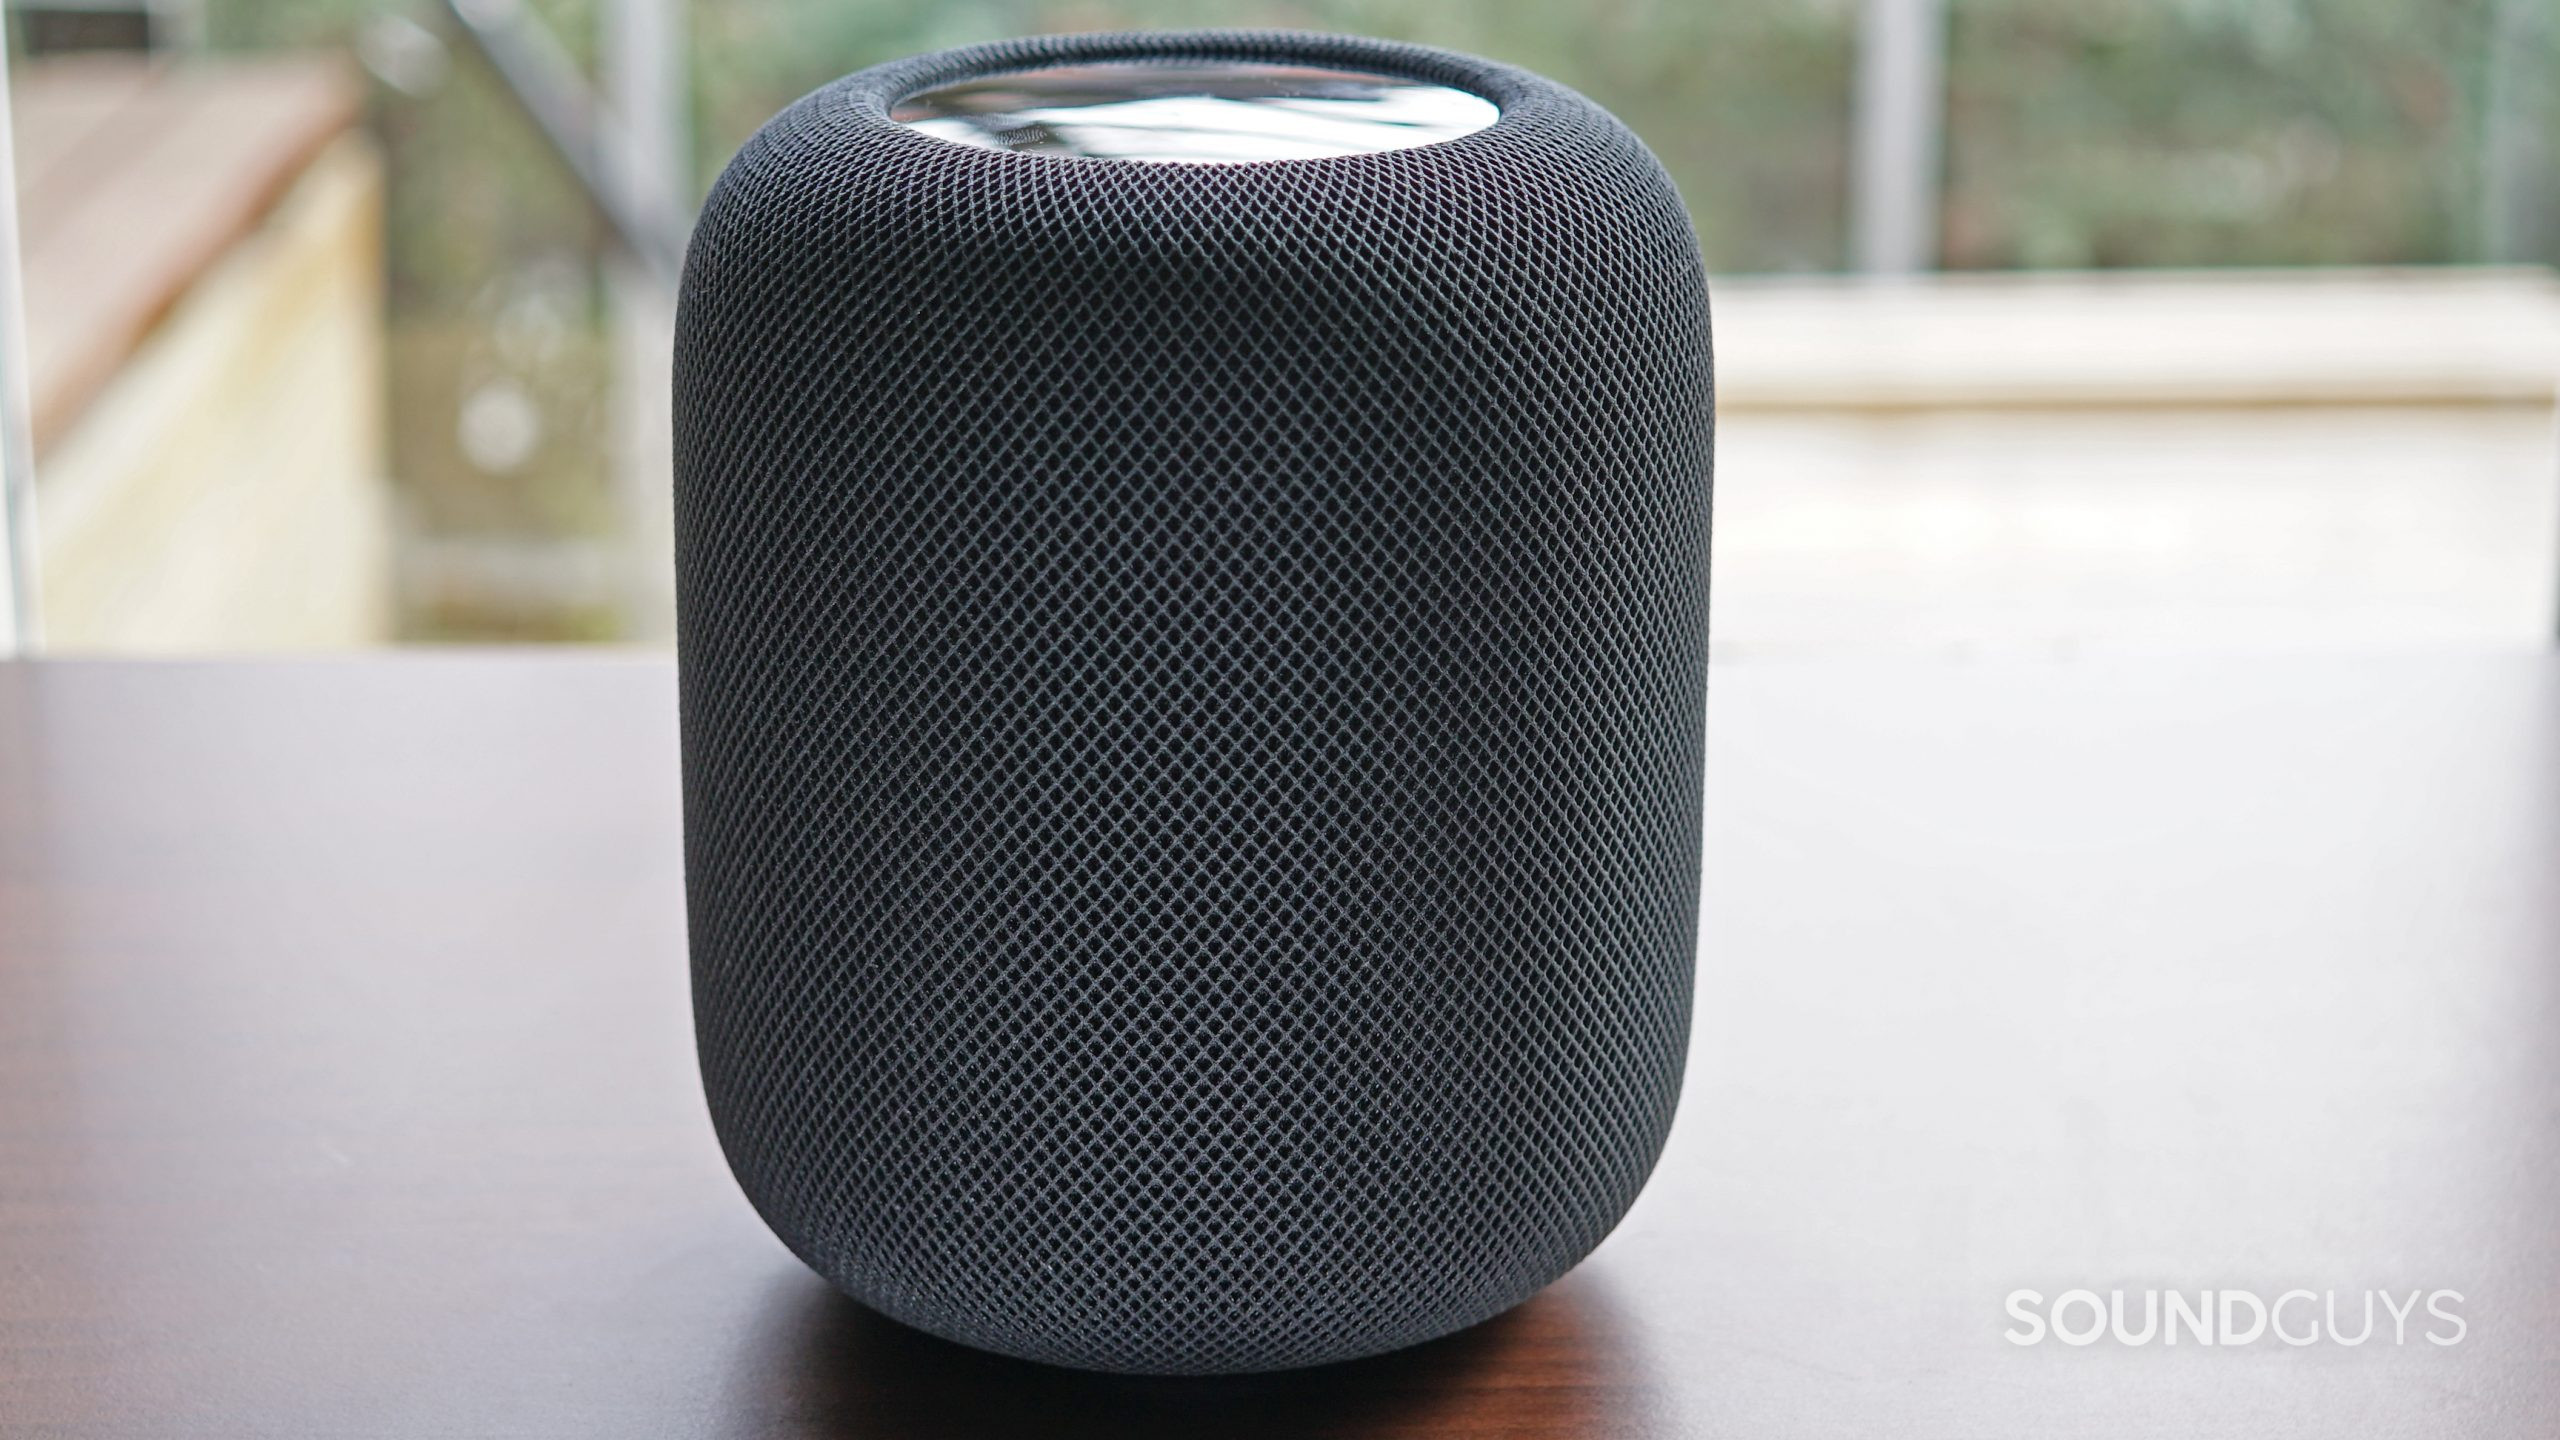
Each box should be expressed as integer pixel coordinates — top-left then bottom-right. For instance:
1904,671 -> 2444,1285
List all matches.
674,29 -> 1713,1375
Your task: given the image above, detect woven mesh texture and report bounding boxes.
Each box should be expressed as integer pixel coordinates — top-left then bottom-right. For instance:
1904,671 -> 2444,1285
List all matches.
675,30 -> 1712,1375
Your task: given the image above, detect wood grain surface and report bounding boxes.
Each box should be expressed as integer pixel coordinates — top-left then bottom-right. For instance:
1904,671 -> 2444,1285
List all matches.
13,56 -> 360,451
1,655 -> 2554,1437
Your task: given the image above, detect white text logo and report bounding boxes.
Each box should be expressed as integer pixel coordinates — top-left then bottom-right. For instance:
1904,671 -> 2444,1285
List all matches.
2003,1289 -> 2465,1347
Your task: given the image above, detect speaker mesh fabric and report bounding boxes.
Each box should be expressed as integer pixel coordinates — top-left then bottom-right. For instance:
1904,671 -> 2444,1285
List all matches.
675,30 -> 1713,1375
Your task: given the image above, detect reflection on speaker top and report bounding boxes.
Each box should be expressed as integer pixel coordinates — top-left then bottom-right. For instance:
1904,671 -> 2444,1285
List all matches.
893,62 -> 1499,164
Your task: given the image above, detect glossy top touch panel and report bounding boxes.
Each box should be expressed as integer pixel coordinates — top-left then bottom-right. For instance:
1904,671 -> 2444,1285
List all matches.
892,61 -> 1499,163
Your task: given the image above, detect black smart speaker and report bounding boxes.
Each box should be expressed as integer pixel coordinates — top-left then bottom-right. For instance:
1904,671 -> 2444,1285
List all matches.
674,29 -> 1712,1375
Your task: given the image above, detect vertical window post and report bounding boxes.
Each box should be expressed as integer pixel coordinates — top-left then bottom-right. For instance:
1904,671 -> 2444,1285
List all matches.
1851,0 -> 1948,276
0,19 -> 41,657
2483,0 -> 2554,264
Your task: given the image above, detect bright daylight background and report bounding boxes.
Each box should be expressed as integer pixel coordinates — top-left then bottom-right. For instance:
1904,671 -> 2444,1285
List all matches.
2,0 -> 2555,655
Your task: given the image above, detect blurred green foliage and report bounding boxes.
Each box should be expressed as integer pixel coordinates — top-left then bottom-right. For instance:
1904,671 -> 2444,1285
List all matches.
197,0 -> 2556,276
1943,0 -> 2507,268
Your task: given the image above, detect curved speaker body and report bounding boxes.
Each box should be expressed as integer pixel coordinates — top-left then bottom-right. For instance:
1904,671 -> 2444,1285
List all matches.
675,30 -> 1713,1375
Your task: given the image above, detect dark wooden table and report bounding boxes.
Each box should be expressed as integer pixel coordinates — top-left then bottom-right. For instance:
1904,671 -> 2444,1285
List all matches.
2,655 -> 2554,1437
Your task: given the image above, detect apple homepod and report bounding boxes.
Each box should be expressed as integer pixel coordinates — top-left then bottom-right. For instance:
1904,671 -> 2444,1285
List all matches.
674,29 -> 1712,1375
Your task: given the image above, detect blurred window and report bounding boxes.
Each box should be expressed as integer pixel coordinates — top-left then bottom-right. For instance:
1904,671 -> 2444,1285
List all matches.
0,0 -> 2552,654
